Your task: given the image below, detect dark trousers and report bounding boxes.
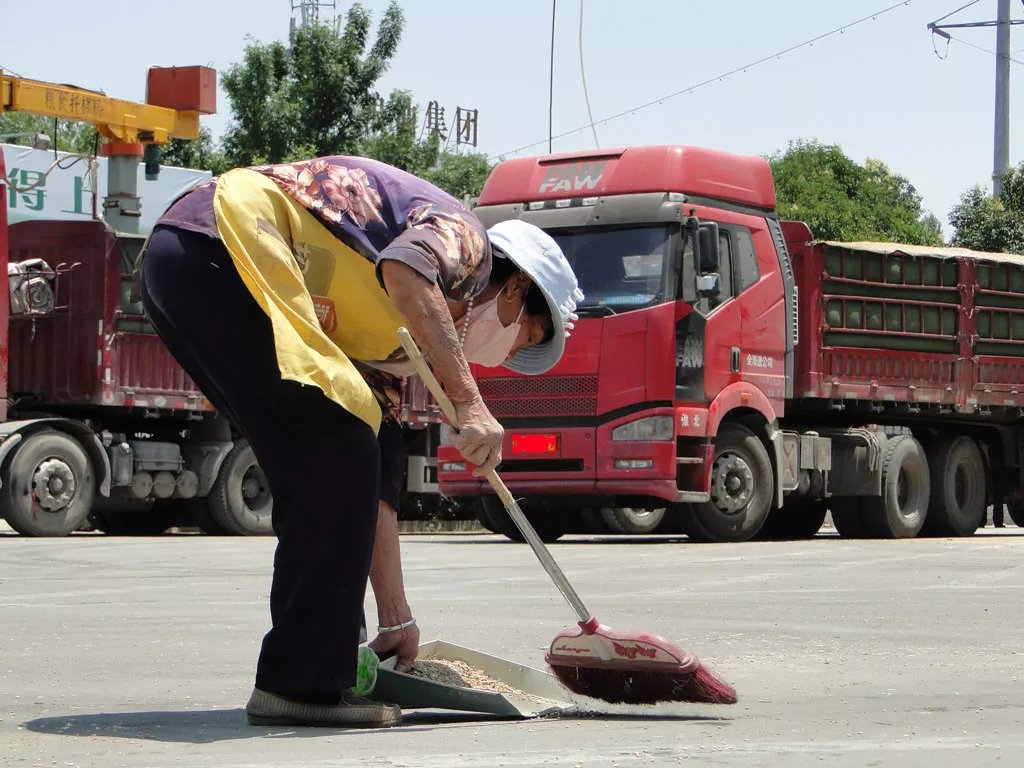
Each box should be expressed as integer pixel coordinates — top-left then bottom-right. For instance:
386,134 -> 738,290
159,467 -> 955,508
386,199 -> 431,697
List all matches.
140,225 -> 379,699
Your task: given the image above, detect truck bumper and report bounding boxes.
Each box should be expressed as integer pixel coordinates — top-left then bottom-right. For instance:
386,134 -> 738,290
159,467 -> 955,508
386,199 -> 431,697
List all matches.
438,407 -> 694,504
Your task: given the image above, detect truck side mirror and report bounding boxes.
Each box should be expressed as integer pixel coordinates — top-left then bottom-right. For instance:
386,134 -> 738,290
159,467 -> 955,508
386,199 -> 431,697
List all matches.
697,224 -> 719,273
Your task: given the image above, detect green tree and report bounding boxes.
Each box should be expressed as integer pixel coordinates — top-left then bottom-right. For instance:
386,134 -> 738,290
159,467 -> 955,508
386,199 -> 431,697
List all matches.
768,140 -> 942,245
949,164 -> 1024,254
221,2 -> 404,166
355,91 -> 493,199
357,90 -> 439,174
0,113 -> 98,154
159,127 -> 229,174
423,150 -> 493,202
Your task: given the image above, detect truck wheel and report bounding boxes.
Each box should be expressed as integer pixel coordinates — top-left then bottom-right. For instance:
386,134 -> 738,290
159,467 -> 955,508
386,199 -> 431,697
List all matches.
862,435 -> 930,538
757,499 -> 827,540
480,495 -> 565,543
829,498 -> 868,538
180,498 -> 227,535
688,424 -> 772,542
922,437 -> 984,537
599,507 -> 666,534
208,440 -> 274,536
0,430 -> 95,537
472,498 -> 499,533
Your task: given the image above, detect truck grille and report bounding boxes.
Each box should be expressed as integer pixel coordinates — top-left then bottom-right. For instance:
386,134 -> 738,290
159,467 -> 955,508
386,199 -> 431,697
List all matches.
478,375 -> 598,418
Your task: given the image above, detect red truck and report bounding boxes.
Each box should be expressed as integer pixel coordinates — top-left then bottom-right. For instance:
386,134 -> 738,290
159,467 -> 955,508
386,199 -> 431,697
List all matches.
0,157 -> 443,537
438,144 -> 1024,542
0,130 -> 454,538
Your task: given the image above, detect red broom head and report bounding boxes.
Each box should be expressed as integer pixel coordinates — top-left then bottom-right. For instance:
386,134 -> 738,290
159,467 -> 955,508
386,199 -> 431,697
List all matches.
545,618 -> 738,705
548,661 -> 737,706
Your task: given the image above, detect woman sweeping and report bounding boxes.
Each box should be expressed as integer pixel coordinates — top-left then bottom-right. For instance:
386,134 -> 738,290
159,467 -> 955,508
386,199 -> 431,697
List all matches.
138,155 -> 581,728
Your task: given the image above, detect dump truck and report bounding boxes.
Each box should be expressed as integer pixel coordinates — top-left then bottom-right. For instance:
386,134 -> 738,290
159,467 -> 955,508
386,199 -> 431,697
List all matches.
0,67 -> 446,537
437,144 -> 1024,542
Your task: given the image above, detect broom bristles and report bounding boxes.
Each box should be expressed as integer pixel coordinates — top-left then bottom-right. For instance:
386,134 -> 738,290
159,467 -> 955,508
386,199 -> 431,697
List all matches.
548,661 -> 738,706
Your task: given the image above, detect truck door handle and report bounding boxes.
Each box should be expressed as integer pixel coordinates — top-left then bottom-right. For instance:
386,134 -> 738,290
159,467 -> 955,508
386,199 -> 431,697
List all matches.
731,347 -> 740,373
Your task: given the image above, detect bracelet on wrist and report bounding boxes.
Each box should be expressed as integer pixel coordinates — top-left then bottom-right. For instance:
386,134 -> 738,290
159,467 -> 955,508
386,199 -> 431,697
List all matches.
376,617 -> 417,634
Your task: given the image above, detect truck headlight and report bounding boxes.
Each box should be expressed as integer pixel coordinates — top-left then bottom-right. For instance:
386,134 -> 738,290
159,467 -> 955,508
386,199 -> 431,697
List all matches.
611,416 -> 674,442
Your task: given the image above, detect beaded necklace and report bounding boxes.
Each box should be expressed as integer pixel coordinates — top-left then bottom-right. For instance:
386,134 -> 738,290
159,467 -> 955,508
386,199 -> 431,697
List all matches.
458,295 -> 475,349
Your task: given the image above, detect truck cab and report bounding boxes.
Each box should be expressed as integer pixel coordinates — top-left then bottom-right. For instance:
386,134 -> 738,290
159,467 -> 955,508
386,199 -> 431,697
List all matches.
439,145 -> 796,541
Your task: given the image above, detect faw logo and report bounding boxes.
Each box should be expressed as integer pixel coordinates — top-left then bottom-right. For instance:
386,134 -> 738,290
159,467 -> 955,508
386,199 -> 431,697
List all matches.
612,641 -> 657,660
538,161 -> 607,194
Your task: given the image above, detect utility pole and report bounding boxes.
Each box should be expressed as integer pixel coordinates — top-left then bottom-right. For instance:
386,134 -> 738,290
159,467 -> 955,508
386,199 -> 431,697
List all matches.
928,0 -> 1022,196
290,0 -> 340,35
994,0 -> 1011,195
549,0 -> 557,154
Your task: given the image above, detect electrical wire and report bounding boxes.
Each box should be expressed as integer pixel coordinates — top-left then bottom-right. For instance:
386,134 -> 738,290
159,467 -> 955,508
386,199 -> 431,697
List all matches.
931,0 -> 982,27
0,153 -> 94,194
940,30 -> 1024,64
492,0 -> 914,160
579,0 -> 599,149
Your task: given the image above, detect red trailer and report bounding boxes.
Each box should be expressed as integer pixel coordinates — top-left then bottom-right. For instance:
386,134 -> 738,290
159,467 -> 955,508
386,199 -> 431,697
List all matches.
0,67 -> 279,536
0,65 -> 446,536
0,198 -> 277,535
439,145 -> 1024,542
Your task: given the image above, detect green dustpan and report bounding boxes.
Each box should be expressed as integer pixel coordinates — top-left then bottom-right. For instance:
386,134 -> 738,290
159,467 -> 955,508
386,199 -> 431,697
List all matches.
369,640 -> 576,718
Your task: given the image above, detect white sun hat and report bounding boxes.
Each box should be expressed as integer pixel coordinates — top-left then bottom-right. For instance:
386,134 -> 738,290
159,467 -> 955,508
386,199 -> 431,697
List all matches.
486,219 -> 584,375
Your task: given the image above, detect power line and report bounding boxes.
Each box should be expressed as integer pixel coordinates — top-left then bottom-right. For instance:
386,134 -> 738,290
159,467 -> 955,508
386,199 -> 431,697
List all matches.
491,0 -> 915,160
941,30 -> 1024,63
931,0 -> 982,27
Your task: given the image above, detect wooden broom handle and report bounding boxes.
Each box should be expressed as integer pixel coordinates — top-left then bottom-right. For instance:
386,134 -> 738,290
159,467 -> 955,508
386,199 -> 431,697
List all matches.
396,327 -> 592,623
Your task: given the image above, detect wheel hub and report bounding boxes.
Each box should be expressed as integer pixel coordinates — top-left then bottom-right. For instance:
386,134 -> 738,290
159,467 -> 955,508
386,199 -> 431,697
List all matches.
241,466 -> 270,511
32,459 -> 76,512
710,453 -> 754,515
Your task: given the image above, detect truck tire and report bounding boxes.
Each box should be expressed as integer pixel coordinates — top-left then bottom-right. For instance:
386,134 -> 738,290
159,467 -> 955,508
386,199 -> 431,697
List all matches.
862,435 -> 930,538
922,437 -> 984,537
757,499 -> 827,540
208,440 -> 274,536
829,498 -> 868,538
599,507 -> 666,534
687,423 -> 772,542
479,495 -> 565,543
0,430 -> 95,537
472,498 -> 498,533
180,498 -> 227,534
1008,500 -> 1024,528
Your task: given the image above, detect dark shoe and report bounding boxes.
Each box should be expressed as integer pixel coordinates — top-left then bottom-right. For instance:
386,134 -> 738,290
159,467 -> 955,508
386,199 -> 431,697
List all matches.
246,688 -> 402,728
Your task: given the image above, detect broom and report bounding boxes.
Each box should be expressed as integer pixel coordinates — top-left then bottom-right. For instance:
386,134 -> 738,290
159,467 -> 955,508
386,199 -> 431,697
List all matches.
396,328 -> 737,706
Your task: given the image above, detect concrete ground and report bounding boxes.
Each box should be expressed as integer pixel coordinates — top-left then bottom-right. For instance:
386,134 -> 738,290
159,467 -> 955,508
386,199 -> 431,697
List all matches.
2,521 -> 1023,768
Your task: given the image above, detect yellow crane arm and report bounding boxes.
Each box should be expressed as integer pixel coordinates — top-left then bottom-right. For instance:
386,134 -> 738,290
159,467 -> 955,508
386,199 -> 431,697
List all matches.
1,70 -> 199,144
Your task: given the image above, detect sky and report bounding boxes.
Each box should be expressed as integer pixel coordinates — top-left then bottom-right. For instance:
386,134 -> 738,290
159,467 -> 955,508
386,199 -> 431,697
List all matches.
2,0 -> 1021,237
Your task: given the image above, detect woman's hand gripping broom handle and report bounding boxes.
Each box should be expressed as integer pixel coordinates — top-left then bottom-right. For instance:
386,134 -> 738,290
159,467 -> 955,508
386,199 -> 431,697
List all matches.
397,327 -> 592,624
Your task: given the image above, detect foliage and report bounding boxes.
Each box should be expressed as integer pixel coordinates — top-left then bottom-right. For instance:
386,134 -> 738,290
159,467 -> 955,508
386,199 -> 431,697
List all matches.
357,90 -> 439,174
0,113 -> 98,154
423,150 -> 493,202
948,163 -> 1024,255
221,2 -> 404,166
355,89 -> 493,199
768,140 -> 943,245
159,127 -> 230,174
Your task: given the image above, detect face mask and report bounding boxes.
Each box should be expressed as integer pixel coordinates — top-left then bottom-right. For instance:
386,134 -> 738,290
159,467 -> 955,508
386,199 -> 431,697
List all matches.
461,292 -> 525,367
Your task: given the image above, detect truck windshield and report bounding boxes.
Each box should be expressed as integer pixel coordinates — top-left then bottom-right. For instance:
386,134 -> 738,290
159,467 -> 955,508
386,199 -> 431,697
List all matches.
550,225 -> 670,312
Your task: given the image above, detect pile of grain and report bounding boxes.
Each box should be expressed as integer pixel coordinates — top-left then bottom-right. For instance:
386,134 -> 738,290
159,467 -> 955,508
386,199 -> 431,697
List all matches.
408,658 -> 522,695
